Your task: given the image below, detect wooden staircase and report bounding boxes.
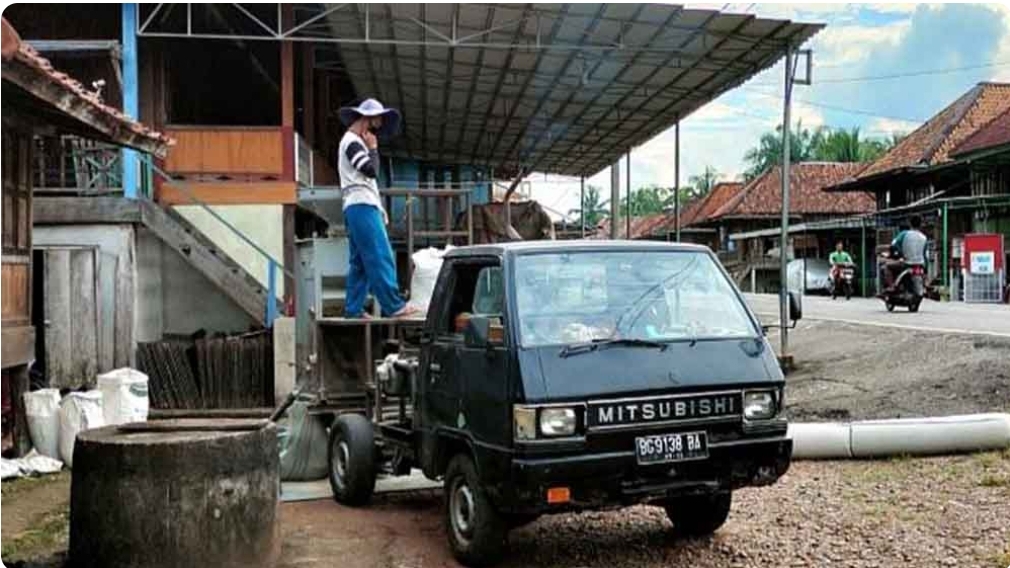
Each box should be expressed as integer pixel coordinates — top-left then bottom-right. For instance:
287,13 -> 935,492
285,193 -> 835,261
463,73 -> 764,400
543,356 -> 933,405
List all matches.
138,199 -> 279,324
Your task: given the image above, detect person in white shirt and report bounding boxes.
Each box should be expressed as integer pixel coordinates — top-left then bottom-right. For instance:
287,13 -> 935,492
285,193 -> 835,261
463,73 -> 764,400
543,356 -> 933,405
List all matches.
337,98 -> 419,319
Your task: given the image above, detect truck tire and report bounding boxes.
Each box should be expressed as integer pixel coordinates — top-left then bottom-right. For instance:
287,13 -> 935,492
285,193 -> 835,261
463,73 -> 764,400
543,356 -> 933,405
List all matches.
663,490 -> 732,537
328,414 -> 376,506
444,454 -> 507,566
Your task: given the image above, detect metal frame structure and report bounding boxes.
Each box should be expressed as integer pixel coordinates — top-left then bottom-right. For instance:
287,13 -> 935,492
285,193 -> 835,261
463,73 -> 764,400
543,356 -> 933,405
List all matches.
134,3 -> 823,176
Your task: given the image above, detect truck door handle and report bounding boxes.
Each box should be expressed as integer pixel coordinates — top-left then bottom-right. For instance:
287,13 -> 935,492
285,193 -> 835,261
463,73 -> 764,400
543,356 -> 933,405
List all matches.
429,362 -> 441,372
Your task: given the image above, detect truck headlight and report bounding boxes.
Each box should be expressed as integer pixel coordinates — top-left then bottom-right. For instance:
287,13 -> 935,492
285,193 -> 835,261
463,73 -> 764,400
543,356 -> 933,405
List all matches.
514,406 -> 537,440
539,407 -> 577,437
743,391 -> 777,420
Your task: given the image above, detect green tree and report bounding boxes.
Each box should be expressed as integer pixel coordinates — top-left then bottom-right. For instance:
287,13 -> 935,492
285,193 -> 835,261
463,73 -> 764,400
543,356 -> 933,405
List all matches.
742,121 -> 824,180
621,185 -> 673,217
687,166 -> 722,198
568,184 -> 609,229
812,127 -> 902,163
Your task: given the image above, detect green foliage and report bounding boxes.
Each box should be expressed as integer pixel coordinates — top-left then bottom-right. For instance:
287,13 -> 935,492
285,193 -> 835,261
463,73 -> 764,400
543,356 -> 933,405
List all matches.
687,166 -> 722,198
568,184 -> 609,229
743,123 -> 905,180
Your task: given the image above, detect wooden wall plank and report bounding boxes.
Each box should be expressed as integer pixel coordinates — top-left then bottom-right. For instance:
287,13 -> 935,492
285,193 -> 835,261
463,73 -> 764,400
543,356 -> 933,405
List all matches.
1,326 -> 35,369
1,263 -> 29,324
157,181 -> 296,205
163,128 -> 284,175
33,197 -> 142,225
96,251 -> 116,372
44,249 -> 72,386
69,248 -> 98,387
114,234 -> 135,368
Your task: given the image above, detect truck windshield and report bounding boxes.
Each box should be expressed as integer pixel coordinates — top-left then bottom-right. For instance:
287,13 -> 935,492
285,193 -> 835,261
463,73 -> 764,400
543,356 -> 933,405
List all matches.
514,251 -> 757,348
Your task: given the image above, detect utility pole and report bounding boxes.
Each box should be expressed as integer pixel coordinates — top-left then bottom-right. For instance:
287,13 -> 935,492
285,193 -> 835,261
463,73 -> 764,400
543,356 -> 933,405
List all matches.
779,45 -> 811,368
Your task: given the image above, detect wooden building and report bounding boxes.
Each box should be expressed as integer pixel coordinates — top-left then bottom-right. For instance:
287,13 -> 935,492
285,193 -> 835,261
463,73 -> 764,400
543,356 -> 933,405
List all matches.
1,17 -> 169,454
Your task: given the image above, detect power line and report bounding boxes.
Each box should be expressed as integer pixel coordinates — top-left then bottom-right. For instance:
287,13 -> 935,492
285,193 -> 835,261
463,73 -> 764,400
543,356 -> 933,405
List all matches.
748,59 -> 1010,86
740,87 -> 925,123
815,60 -> 1010,84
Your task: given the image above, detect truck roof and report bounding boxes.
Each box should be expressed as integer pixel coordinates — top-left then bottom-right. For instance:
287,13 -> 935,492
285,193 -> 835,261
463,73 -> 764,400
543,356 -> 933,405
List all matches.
445,240 -> 712,258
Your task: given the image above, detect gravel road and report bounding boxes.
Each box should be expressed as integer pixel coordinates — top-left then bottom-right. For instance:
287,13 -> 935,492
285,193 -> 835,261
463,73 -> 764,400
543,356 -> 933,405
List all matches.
773,320 -> 1010,421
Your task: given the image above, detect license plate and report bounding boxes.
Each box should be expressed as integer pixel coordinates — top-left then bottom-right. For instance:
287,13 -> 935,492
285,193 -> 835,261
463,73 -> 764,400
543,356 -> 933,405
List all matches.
635,431 -> 708,465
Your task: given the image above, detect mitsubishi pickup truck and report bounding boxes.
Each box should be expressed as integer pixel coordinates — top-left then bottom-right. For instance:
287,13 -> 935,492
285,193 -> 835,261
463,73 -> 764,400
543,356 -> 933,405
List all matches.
327,240 -> 799,566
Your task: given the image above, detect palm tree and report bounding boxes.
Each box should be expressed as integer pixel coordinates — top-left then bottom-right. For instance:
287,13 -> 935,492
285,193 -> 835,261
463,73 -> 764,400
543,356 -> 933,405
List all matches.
687,166 -> 722,198
568,185 -> 609,230
743,121 -> 823,180
621,185 -> 672,217
813,127 -> 907,163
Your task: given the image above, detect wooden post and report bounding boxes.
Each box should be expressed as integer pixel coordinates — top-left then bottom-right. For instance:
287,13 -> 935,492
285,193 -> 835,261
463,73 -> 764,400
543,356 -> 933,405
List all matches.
302,45 -> 315,146
280,5 -> 295,181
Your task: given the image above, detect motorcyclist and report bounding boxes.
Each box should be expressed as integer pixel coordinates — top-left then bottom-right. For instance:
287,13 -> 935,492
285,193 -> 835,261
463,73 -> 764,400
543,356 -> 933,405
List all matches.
828,240 -> 854,282
881,215 -> 928,292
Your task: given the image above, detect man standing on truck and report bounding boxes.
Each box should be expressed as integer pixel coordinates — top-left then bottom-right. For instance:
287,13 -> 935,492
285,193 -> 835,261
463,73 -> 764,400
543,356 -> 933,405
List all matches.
338,98 -> 420,319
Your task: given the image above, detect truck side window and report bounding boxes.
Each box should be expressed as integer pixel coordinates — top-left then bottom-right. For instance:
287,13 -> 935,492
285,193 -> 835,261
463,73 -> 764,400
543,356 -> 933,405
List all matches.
436,260 -> 501,339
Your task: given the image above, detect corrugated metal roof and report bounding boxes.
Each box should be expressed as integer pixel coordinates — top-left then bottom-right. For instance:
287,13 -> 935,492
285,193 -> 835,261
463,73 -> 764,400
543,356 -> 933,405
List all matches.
281,4 -> 823,175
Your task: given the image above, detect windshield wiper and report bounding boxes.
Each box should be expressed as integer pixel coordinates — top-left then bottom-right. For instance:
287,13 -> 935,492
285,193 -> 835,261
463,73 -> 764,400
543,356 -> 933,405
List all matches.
559,338 -> 668,358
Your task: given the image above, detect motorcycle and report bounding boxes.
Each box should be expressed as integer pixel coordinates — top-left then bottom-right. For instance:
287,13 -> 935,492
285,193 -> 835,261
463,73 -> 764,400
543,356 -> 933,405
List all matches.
830,262 -> 855,301
880,262 -> 925,312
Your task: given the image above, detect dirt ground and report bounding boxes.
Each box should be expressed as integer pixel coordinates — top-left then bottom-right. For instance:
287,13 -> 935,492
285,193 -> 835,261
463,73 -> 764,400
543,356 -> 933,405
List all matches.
278,452 -> 1010,568
2,320 -> 1009,567
776,320 -> 1010,421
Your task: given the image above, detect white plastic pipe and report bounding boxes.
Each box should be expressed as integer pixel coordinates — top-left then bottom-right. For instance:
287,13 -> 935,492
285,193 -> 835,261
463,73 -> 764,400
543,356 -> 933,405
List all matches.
789,413 -> 1010,460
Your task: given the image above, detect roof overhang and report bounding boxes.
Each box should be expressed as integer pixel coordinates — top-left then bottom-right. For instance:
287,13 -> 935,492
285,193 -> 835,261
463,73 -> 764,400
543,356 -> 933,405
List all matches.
137,3 -> 823,174
2,18 -> 172,157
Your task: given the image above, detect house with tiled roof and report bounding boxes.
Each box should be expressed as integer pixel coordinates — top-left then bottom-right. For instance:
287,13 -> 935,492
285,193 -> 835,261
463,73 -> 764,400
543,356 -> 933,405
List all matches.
828,82 -> 1010,302
699,163 -> 874,260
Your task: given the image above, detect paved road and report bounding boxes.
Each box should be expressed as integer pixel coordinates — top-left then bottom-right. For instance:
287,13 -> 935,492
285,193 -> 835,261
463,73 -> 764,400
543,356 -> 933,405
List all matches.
744,293 -> 1010,337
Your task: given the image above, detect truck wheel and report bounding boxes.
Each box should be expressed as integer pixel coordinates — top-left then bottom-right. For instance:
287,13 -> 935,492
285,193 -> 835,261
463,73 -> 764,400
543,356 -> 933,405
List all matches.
664,490 -> 732,537
328,414 -> 376,506
444,454 -> 507,566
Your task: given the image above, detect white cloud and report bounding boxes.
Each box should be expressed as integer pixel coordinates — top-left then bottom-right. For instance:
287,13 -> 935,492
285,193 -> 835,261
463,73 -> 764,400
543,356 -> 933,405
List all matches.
812,20 -> 911,67
993,7 -> 1010,82
864,117 -> 921,136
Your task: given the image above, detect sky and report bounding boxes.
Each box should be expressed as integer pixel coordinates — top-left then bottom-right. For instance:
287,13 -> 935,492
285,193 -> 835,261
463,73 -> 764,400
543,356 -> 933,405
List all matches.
527,2 -> 1010,221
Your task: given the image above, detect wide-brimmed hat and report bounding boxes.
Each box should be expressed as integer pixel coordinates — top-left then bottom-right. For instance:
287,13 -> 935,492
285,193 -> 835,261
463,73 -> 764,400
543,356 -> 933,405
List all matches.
339,98 -> 401,138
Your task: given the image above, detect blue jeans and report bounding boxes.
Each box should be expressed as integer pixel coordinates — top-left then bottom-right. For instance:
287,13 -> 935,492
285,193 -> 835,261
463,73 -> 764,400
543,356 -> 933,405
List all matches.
344,204 -> 405,317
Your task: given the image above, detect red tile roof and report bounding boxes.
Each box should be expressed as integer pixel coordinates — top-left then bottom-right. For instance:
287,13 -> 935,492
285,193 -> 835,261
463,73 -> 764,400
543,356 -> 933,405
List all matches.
596,213 -> 671,240
1,18 -> 173,155
854,82 -> 1010,180
951,108 -> 1010,157
711,163 -> 874,219
687,182 -> 745,226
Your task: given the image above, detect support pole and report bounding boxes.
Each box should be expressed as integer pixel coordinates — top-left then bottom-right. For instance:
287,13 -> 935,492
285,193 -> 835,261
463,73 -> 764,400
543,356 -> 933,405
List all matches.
674,120 -> 681,242
580,176 -> 586,238
266,259 -> 278,327
610,161 -> 620,239
779,45 -> 795,364
121,3 -> 139,199
861,220 -> 867,298
942,202 -> 949,291
626,152 -> 631,239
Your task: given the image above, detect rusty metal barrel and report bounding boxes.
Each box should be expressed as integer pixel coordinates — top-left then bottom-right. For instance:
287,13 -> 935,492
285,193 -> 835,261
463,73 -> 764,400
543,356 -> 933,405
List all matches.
69,419 -> 280,568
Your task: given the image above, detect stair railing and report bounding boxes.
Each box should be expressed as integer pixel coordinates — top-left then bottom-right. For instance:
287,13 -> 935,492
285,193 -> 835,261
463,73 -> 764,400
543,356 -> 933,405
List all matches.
137,153 -> 292,327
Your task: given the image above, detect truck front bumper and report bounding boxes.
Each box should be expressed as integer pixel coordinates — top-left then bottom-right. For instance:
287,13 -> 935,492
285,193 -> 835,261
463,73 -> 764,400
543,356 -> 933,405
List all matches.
503,436 -> 792,514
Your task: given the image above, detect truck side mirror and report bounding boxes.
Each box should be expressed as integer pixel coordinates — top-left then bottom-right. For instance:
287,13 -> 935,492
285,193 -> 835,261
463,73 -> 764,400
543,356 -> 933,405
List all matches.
465,315 -> 503,348
788,291 -> 803,322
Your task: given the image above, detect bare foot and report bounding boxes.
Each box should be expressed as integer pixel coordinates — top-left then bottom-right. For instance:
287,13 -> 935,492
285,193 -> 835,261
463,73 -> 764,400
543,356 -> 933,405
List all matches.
390,305 -> 422,319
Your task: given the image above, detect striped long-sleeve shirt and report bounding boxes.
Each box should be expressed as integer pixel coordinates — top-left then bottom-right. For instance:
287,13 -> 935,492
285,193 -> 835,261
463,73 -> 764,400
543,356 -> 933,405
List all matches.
338,131 -> 383,213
